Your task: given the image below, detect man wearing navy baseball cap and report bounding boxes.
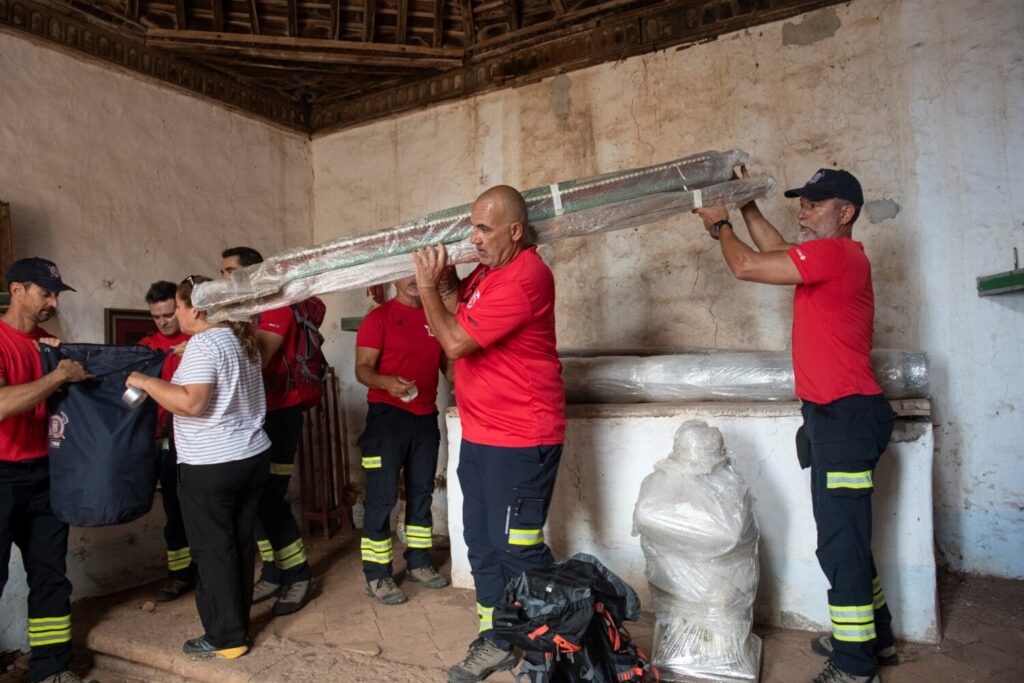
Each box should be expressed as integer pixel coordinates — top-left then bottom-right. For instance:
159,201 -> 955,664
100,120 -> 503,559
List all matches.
0,257 -> 94,683
694,167 -> 897,683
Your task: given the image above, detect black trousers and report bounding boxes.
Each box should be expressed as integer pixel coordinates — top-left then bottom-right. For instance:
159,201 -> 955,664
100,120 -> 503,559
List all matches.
0,458 -> 73,682
357,403 -> 440,580
178,450 -> 269,649
802,394 -> 896,678
255,406 -> 310,585
457,439 -> 562,651
158,440 -> 194,580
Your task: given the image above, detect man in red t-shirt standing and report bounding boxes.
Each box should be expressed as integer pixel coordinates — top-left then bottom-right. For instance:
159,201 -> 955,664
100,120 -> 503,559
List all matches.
0,258 -> 91,683
413,186 -> 566,683
137,280 -> 194,603
355,275 -> 449,605
220,247 -> 315,616
695,168 -> 897,683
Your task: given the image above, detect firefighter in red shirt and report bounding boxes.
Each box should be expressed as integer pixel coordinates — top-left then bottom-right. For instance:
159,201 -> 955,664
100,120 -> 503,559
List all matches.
695,168 -> 897,683
220,247 -> 315,616
0,258 -> 91,683
137,280 -> 194,602
355,275 -> 450,605
413,186 -> 566,683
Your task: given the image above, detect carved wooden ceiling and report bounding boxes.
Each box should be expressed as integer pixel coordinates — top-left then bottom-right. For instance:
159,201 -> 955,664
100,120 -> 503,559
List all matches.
0,0 -> 843,133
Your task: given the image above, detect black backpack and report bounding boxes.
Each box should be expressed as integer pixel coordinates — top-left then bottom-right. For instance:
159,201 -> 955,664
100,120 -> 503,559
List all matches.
41,343 -> 165,526
493,553 -> 658,683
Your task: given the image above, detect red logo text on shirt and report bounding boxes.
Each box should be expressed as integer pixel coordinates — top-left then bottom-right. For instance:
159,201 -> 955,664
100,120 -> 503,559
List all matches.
466,290 -> 481,309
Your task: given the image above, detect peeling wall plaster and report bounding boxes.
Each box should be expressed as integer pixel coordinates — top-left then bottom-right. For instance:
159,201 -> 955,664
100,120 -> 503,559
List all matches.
312,0 -> 1024,579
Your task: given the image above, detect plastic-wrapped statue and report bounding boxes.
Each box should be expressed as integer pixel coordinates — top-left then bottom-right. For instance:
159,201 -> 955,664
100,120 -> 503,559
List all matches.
632,419 -> 762,681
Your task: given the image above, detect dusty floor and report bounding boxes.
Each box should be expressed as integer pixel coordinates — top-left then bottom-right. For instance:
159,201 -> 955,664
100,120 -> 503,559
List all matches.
2,531 -> 1022,682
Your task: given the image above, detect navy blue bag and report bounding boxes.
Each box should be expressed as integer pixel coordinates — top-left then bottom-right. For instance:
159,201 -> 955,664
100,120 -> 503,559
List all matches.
41,343 -> 166,527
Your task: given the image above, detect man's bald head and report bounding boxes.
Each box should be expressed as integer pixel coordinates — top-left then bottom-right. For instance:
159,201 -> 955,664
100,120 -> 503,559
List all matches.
475,185 -> 528,226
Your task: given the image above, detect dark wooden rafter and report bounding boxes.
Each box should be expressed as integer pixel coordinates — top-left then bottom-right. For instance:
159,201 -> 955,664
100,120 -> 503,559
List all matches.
211,0 -> 224,32
396,0 -> 407,43
247,0 -> 260,34
287,0 -> 299,36
432,0 -> 444,47
550,0 -> 565,15
174,0 -> 186,30
506,0 -> 519,30
330,0 -> 341,39
127,0 -> 140,22
362,0 -> 376,42
460,0 -> 474,43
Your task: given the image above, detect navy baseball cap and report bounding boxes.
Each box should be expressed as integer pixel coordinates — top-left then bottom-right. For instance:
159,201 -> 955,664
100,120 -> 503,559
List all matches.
5,257 -> 76,292
784,168 -> 864,206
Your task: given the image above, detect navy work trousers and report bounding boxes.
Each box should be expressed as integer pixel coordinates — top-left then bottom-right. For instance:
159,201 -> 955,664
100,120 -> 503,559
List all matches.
358,403 -> 440,580
458,439 -> 562,651
802,393 -> 896,678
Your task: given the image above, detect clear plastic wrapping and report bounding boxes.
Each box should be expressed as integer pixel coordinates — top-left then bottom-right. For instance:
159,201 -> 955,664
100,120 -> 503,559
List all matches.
561,348 -> 929,403
633,420 -> 761,681
196,149 -> 748,311
204,175 -> 775,321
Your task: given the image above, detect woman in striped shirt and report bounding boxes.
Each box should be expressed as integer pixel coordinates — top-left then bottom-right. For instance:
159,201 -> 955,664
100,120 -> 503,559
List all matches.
127,275 -> 270,661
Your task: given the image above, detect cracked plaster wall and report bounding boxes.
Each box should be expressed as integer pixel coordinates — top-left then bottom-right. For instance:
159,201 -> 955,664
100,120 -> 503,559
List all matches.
313,0 -> 1024,579
0,31 -> 313,650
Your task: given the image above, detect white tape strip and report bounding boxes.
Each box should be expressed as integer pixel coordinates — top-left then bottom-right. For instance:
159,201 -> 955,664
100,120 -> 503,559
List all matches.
692,189 -> 703,209
550,184 -> 564,216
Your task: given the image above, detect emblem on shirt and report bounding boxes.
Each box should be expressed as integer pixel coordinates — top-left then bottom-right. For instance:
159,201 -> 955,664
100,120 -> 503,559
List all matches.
795,248 -> 807,261
48,412 -> 69,449
424,324 -> 436,338
466,290 -> 481,309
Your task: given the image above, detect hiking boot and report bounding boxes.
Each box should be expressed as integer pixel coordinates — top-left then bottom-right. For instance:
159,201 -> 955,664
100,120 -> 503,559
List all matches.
811,660 -> 880,683
38,672 -> 98,683
366,576 -> 407,605
183,635 -> 249,660
272,578 -> 315,616
252,578 -> 281,604
155,576 -> 196,602
447,637 -> 516,683
406,565 -> 449,589
811,636 -> 899,666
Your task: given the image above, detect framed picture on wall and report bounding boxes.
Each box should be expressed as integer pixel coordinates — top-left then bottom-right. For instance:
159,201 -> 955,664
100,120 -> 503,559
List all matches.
104,308 -> 156,346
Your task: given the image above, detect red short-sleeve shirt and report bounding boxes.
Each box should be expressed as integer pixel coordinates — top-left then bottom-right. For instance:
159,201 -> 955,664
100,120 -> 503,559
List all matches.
788,238 -> 882,404
258,306 -> 302,412
356,299 -> 443,416
0,321 -> 49,462
454,246 -> 565,447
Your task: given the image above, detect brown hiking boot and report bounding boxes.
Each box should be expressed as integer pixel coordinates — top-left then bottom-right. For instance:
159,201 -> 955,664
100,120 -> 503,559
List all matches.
366,576 -> 407,605
252,578 -> 281,604
155,576 -> 196,602
447,637 -> 516,683
811,635 -> 899,666
272,578 -> 315,616
811,660 -> 880,683
406,565 -> 449,589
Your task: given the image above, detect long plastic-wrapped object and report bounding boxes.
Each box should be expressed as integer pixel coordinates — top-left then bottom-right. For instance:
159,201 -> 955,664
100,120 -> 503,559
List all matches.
561,348 -> 929,403
633,420 -> 762,681
194,149 -> 749,310
205,175 -> 774,321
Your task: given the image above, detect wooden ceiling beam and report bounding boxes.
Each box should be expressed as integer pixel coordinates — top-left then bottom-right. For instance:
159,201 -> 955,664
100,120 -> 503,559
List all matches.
174,0 -> 187,30
362,0 -> 375,42
460,0 -> 474,43
432,0 -> 444,47
127,0 -> 140,22
247,0 -> 260,34
145,29 -> 464,68
396,0 -> 407,44
550,0 -> 565,15
211,0 -> 224,32
507,0 -> 519,30
330,0 -> 340,39
287,0 -> 299,36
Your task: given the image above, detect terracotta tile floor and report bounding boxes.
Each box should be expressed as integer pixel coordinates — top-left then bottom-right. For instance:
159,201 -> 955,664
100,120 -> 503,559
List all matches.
3,531 -> 1022,682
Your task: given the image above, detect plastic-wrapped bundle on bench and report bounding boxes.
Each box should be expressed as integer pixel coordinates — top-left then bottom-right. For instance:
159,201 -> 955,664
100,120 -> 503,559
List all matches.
633,420 -> 761,681
561,348 -> 929,403
195,148 -> 749,312
202,175 -> 775,321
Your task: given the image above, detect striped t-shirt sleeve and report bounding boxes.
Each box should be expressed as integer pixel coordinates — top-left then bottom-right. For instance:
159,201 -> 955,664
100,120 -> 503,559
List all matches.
175,337 -> 218,385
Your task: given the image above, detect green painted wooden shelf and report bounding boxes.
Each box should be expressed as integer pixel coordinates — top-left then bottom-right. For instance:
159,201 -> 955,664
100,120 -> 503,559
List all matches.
340,316 -> 364,332
977,268 -> 1024,297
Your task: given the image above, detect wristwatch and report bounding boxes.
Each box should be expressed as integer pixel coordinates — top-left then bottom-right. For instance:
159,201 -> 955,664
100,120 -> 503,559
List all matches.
710,219 -> 732,240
